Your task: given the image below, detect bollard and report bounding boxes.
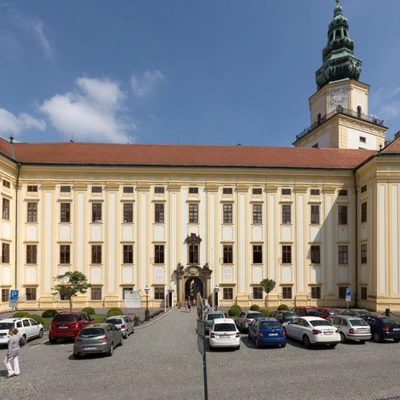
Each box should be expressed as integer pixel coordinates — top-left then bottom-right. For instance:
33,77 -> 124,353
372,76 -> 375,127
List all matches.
385,308 -> 390,317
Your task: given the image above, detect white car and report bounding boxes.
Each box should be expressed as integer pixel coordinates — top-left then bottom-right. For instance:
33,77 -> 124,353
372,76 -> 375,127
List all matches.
326,315 -> 371,343
283,316 -> 340,348
0,317 -> 44,345
209,318 -> 240,350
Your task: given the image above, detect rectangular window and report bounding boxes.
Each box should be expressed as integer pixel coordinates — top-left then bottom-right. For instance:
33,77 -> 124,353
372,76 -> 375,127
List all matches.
223,245 -> 233,264
2,180 -> 10,189
338,205 -> 347,225
60,245 -> 70,264
154,287 -> 165,300
252,204 -> 262,224
252,188 -> 262,195
361,202 -> 367,223
123,245 -> 133,264
188,244 -> 199,264
310,245 -> 320,264
60,185 -> 71,193
312,143 -> 319,148
360,136 -> 366,143
223,287 -> 233,300
253,287 -> 263,299
91,287 -> 102,300
92,186 -> 102,193
91,245 -> 102,264
223,204 -> 233,224
27,185 -> 38,192
252,245 -> 262,264
188,187 -> 198,194
361,185 -> 367,193
188,204 -> 198,223
27,203 -> 37,223
338,287 -> 346,299
223,188 -> 233,194
310,189 -> 320,196
338,189 -> 347,196
92,203 -> 102,222
2,198 -> 10,219
361,287 -> 367,300
361,244 -> 367,264
154,245 -> 165,264
338,245 -> 348,264
282,204 -> 291,224
311,286 -> 321,299
2,243 -> 10,263
281,188 -> 291,195
26,245 -> 37,264
282,245 -> 292,264
310,205 -> 320,224
60,203 -> 71,223
123,186 -> 134,193
1,288 -> 10,302
123,203 -> 133,223
155,203 -> 165,223
26,287 -> 37,301
154,187 -> 164,194
282,286 -> 292,299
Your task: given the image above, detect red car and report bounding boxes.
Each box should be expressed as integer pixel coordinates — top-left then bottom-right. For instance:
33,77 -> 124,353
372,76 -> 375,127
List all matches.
318,308 -> 341,319
293,306 -> 319,317
49,311 -> 94,343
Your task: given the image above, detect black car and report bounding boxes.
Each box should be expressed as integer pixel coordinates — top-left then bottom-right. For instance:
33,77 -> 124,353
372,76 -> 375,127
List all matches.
361,316 -> 400,343
270,310 -> 299,324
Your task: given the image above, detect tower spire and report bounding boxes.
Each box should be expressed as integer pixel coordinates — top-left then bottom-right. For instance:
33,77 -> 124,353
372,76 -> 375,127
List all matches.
315,0 -> 362,90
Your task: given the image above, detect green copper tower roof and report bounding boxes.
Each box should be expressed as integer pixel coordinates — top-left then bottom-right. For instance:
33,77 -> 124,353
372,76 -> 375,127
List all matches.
315,0 -> 362,90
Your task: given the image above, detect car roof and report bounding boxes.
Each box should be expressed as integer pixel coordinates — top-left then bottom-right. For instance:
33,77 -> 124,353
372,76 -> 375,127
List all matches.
105,315 -> 128,319
334,315 -> 363,319
258,317 -> 279,322
213,318 -> 235,324
0,318 -> 19,322
296,306 -> 318,309
83,323 -> 113,328
300,316 -> 325,321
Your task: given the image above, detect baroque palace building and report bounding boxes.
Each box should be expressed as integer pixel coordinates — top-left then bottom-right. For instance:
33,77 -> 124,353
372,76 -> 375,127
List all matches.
1,1 -> 400,312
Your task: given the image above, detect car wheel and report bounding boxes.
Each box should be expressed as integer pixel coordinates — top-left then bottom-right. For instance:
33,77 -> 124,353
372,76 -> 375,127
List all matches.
49,338 -> 57,344
373,332 -> 383,343
340,332 -> 346,343
360,340 -> 366,344
329,344 -> 337,349
73,353 -> 80,359
394,339 -> 400,343
303,335 -> 311,348
120,337 -> 124,346
255,338 -> 260,348
107,343 -> 114,357
38,329 -> 44,339
281,343 -> 286,348
236,345 -> 240,350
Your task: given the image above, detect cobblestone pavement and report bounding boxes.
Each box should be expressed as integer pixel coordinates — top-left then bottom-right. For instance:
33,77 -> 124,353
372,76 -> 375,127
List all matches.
1,308 -> 400,400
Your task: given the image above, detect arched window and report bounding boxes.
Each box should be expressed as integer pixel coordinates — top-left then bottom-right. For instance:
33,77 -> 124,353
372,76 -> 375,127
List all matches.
317,113 -> 322,124
357,106 -> 362,118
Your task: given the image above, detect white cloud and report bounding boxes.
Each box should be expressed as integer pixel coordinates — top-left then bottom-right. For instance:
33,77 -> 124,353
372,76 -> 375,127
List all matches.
0,108 -> 46,135
131,70 -> 165,98
31,20 -> 54,59
371,86 -> 400,122
40,77 -> 136,143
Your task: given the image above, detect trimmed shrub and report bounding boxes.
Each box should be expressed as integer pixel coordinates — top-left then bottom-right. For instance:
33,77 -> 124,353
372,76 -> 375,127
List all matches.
107,307 -> 123,316
13,311 -> 30,318
28,314 -> 45,326
41,309 -> 58,318
250,304 -> 261,311
228,304 -> 242,317
260,309 -> 273,317
82,307 -> 95,315
277,304 -> 289,311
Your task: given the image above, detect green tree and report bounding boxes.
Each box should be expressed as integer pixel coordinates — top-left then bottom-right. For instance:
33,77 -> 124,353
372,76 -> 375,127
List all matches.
260,278 -> 276,310
53,271 -> 91,311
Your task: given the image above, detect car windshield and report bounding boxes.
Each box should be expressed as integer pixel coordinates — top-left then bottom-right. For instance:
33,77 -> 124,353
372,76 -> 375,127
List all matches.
79,328 -> 105,338
52,315 -> 77,322
247,313 -> 262,319
207,314 -> 223,321
0,322 -> 13,330
381,318 -> 396,324
105,319 -> 122,324
214,323 -> 236,332
350,319 -> 369,327
310,320 -> 332,327
307,310 -> 319,316
330,310 -> 340,315
358,311 -> 372,316
284,313 -> 297,319
261,322 -> 281,329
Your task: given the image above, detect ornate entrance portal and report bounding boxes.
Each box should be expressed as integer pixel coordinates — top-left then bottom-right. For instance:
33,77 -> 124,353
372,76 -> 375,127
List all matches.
185,277 -> 203,301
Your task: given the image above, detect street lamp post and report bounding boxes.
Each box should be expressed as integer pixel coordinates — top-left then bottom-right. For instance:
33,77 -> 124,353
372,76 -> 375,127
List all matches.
144,286 -> 150,321
214,286 -> 219,311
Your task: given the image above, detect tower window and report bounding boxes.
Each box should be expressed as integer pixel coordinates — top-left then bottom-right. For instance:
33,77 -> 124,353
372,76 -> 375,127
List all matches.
359,136 -> 366,143
357,106 -> 362,118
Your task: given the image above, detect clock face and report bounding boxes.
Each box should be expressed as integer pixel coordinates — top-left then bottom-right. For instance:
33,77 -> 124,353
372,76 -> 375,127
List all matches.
329,87 -> 348,109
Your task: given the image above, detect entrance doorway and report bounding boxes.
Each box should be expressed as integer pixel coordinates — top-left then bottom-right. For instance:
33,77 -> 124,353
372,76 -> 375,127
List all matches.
185,277 -> 203,302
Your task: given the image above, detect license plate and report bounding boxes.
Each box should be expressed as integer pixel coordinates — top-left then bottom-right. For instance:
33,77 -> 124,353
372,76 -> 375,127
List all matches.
83,347 -> 97,351
269,333 -> 278,336
219,335 -> 231,339
358,328 -> 367,332
393,328 -> 400,331
324,331 -> 333,335
59,326 -> 68,329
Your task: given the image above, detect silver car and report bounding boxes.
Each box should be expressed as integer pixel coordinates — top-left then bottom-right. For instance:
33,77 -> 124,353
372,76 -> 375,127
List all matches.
327,315 -> 371,343
104,315 -> 135,339
73,323 -> 123,359
236,311 -> 263,332
203,311 -> 225,334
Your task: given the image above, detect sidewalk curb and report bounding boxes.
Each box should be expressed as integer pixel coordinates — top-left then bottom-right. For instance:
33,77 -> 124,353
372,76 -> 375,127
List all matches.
135,307 -> 177,330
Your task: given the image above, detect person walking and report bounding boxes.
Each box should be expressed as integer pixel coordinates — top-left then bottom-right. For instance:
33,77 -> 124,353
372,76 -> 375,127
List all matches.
187,298 -> 191,313
4,328 -> 20,378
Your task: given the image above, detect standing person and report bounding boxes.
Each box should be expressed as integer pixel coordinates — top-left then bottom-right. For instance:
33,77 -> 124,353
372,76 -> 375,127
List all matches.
187,298 -> 191,313
4,328 -> 20,378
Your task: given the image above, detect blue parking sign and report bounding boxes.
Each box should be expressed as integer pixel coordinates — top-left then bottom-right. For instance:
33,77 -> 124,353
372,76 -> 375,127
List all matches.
345,287 -> 352,302
10,290 -> 19,301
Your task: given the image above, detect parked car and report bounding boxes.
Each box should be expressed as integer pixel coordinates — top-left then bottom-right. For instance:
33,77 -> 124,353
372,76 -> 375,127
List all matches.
203,311 -> 225,334
283,316 -> 340,348
361,316 -> 400,343
341,309 -> 373,318
73,323 -> 123,358
327,315 -> 371,343
318,308 -> 341,319
0,317 -> 44,345
236,311 -> 263,332
270,310 -> 299,324
292,306 -> 319,317
209,318 -> 240,350
104,315 -> 134,339
49,311 -> 94,343
248,317 -> 286,348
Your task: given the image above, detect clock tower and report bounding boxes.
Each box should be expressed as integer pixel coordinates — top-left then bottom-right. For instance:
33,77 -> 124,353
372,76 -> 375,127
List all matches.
293,0 -> 387,149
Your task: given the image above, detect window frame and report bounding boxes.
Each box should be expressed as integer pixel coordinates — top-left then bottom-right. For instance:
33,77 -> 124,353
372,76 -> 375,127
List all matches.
338,205 -> 348,225
155,203 -> 165,223
154,245 -> 165,264
60,244 -> 71,264
123,245 -> 134,264
91,245 -> 102,264
310,245 -> 321,264
60,203 -> 71,223
310,205 -> 320,225
223,245 -> 233,264
91,287 -> 102,300
92,203 -> 102,222
223,287 -> 233,300
223,204 -> 233,224
188,203 -> 198,223
338,245 -> 348,264
252,204 -> 262,224
282,245 -> 292,264
123,203 -> 133,223
26,244 -> 37,264
252,245 -> 263,264
282,204 -> 291,224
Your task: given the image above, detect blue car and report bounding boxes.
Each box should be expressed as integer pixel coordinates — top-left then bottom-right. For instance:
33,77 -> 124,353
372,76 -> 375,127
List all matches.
361,316 -> 400,343
248,317 -> 287,348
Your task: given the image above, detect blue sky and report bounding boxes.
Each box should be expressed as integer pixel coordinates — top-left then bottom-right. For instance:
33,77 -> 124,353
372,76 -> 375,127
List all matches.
0,0 -> 399,146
